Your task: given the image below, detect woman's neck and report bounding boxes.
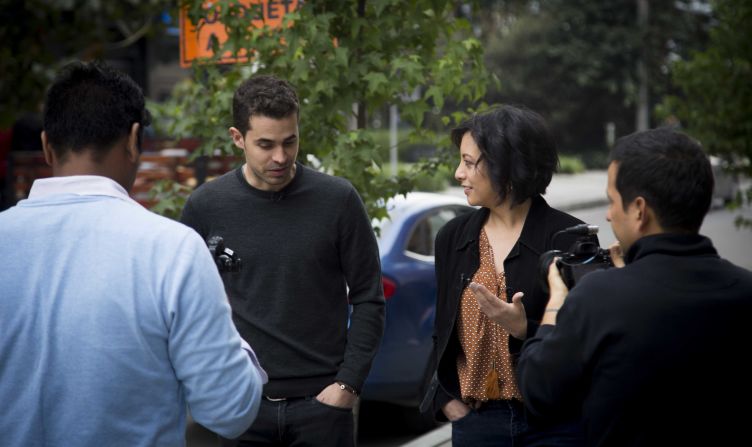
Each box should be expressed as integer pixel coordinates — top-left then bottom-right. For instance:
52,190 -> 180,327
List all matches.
486,197 -> 532,232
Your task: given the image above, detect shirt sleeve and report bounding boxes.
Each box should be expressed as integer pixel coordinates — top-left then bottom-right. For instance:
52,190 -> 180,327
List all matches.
164,230 -> 264,438
239,337 -> 268,384
335,187 -> 386,391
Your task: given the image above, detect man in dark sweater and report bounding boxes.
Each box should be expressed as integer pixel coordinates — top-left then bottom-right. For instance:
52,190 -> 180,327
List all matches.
180,75 -> 385,446
514,128 -> 752,446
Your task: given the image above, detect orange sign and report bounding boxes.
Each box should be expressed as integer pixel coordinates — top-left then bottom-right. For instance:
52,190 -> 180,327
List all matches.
180,0 -> 299,68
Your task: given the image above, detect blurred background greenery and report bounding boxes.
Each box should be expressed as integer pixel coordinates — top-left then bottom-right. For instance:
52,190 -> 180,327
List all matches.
1,0 -> 749,222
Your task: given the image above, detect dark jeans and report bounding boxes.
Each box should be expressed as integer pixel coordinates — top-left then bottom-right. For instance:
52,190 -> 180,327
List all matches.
451,400 -> 528,447
451,400 -> 583,447
220,396 -> 354,447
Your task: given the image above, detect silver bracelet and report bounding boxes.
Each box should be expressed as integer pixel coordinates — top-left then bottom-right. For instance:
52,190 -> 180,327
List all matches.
544,308 -> 560,313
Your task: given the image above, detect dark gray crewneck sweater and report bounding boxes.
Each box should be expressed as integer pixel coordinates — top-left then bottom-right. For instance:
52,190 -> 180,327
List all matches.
180,162 -> 385,397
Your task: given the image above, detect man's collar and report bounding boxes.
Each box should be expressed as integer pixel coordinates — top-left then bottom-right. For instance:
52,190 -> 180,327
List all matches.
28,175 -> 139,205
625,233 -> 717,264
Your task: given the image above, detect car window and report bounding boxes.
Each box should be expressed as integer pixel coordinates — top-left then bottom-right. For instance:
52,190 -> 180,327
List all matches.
406,206 -> 472,257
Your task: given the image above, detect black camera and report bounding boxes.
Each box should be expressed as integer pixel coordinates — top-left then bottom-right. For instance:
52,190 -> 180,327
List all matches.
206,236 -> 243,273
539,224 -> 613,294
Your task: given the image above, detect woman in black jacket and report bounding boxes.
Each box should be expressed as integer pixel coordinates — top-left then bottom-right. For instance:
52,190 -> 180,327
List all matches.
420,106 -> 593,446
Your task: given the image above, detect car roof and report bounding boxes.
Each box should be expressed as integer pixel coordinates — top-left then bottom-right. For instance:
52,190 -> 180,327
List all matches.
375,191 -> 471,252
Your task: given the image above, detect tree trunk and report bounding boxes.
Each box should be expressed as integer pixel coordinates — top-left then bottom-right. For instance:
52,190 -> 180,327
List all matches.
356,0 -> 367,130
636,0 -> 649,131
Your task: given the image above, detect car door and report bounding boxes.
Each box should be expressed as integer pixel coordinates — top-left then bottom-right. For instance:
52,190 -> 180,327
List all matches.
364,203 -> 472,405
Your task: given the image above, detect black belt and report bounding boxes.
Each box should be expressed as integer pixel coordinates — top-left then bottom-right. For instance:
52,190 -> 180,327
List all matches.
263,395 -> 308,402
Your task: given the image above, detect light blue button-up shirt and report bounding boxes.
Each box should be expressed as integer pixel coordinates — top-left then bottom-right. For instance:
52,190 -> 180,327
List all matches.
0,175 -> 265,446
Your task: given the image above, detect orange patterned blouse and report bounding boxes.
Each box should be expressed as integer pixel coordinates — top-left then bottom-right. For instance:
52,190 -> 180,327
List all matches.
456,229 -> 523,403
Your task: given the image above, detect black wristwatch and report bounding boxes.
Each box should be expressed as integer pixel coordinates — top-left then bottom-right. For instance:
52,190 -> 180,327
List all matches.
336,381 -> 359,396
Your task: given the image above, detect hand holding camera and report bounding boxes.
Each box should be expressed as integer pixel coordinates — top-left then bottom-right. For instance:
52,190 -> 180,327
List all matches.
608,241 -> 626,268
538,224 -> 614,295
206,236 -> 243,273
543,261 -> 571,318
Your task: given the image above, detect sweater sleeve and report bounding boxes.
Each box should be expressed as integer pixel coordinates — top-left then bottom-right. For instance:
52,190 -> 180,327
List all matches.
517,284 -> 592,421
334,188 -> 386,391
515,231 -> 601,348
179,194 -> 208,239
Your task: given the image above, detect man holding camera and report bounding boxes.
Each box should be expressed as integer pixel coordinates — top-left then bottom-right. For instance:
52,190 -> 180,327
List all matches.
508,128 -> 752,445
0,62 -> 266,446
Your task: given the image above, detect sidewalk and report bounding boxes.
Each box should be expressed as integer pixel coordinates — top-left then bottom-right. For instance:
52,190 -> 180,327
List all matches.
404,170 -> 608,447
543,170 -> 609,211
444,170 -> 609,212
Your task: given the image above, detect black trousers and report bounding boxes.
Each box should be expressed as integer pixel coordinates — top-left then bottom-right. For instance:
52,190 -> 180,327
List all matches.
220,396 -> 355,447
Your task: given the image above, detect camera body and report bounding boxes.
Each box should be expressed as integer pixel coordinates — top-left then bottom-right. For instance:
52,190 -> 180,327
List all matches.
539,231 -> 613,294
206,236 -> 243,273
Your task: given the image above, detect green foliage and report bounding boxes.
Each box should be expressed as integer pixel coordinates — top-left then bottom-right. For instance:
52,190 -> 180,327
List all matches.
558,155 -> 586,174
148,179 -> 193,220
389,162 -> 455,192
153,0 -> 493,221
364,127 -> 447,163
578,150 -> 611,170
0,0 -> 173,126
658,0 -> 752,227
480,0 -> 711,153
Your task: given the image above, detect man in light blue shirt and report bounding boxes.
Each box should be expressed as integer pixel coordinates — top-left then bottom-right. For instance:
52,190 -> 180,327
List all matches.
0,61 -> 266,447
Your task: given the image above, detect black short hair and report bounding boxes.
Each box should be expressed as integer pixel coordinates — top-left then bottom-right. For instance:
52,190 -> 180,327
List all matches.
43,61 -> 150,161
233,75 -> 299,135
609,127 -> 713,233
451,105 -> 558,206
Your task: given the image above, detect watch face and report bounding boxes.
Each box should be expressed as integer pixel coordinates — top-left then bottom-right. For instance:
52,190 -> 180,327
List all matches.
336,382 -> 357,395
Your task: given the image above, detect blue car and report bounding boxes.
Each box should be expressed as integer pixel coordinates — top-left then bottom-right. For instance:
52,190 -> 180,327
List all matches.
361,192 -> 472,408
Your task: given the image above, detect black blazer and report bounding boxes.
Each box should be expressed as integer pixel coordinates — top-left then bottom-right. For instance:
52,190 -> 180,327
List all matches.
420,195 -> 596,419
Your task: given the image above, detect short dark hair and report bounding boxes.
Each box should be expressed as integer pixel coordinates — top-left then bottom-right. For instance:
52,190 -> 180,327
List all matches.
233,75 -> 299,135
610,127 -> 713,233
43,61 -> 150,161
451,105 -> 558,205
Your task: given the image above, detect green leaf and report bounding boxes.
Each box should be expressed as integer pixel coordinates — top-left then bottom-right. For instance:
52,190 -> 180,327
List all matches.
363,72 -> 389,95
145,0 -> 491,221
